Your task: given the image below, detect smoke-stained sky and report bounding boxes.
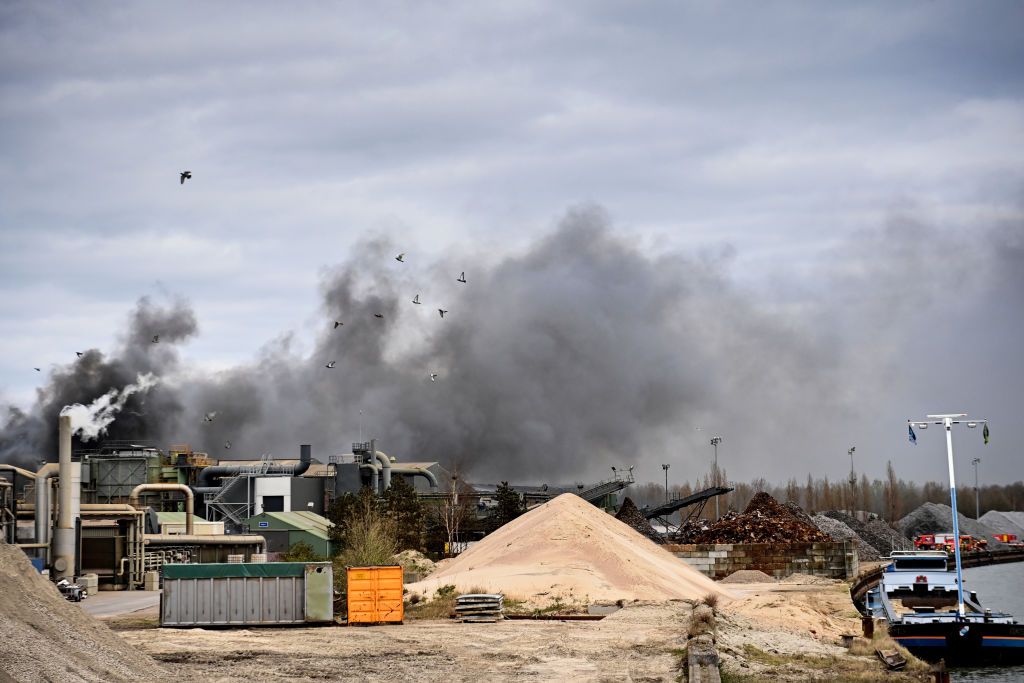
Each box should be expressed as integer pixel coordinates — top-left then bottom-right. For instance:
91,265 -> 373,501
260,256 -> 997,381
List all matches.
0,2 -> 1022,485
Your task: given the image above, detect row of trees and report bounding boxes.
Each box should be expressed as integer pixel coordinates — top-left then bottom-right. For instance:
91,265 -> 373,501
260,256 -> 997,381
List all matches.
631,462 -> 1024,523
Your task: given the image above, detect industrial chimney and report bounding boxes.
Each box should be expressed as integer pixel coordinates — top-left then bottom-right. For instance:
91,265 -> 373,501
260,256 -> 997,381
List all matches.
52,415 -> 80,580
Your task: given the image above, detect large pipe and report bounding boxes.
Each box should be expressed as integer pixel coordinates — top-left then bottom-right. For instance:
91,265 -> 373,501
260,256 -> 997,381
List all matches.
52,416 -> 76,579
143,534 -> 265,550
194,444 -> 313,489
373,450 -> 392,490
34,463 -> 58,547
359,461 -> 380,493
390,466 -> 440,492
129,484 -> 194,535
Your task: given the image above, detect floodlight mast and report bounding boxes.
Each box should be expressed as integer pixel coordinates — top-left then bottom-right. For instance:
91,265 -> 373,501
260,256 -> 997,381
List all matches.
909,413 -> 988,620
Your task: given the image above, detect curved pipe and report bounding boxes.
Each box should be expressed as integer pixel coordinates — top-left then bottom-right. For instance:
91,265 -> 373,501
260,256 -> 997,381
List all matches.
390,466 -> 439,492
35,463 -> 58,547
359,462 -> 381,494
195,444 -> 313,488
373,451 -> 392,490
129,484 -> 194,535
0,463 -> 40,479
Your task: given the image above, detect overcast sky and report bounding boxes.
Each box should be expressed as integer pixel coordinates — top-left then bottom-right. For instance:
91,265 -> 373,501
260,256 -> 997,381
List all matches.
1,2 -> 1021,487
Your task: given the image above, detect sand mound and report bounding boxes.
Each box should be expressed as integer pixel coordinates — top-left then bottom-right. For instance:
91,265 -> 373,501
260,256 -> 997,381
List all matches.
980,510 -> 1024,537
0,543 -> 164,682
720,570 -> 775,584
407,493 -> 733,604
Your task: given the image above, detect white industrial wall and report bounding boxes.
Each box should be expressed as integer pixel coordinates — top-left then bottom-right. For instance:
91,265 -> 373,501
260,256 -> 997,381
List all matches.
254,477 -> 291,514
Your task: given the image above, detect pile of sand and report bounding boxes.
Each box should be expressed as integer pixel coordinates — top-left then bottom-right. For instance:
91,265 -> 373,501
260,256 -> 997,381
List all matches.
407,493 -> 732,604
720,569 -> 775,584
0,543 -> 165,682
979,510 -> 1024,537
897,503 -> 1005,547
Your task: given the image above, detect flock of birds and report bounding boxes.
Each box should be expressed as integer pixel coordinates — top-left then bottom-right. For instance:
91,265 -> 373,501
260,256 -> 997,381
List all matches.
325,250 -> 467,379
30,169 -> 468,450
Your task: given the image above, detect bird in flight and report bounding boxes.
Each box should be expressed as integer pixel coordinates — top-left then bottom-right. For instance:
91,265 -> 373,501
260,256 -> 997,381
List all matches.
203,412 -> 217,423
326,361 -> 336,369
412,294 -> 421,305
333,321 -> 343,329
395,253 -> 405,263
374,313 -> 384,319
457,272 -> 466,283
224,441 -> 232,450
438,309 -> 448,318
430,373 -> 438,382
151,335 -> 159,343
180,171 -> 192,185
76,351 -> 84,358
33,367 -> 40,372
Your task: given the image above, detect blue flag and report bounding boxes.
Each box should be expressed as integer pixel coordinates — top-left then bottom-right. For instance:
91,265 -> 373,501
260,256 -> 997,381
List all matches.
908,424 -> 917,445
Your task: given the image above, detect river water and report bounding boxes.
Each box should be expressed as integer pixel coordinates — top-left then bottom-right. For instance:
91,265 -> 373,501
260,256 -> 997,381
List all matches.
951,562 -> 1024,682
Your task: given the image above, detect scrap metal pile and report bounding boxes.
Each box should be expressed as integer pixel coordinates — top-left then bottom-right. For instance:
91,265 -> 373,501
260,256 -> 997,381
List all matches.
676,492 -> 831,544
615,497 -> 663,543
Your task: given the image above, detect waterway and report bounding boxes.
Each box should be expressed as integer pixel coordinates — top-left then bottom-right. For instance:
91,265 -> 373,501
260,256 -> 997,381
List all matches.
952,562 -> 1024,682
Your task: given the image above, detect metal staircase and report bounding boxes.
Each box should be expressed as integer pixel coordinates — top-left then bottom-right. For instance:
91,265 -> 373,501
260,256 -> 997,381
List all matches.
203,454 -> 287,526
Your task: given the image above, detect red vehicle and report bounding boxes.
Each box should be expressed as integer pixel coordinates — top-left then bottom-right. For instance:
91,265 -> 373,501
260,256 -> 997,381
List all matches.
914,533 -> 988,553
992,533 -> 1023,547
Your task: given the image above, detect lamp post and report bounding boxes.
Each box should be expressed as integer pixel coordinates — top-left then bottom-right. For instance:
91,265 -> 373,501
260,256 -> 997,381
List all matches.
972,458 -> 981,520
710,436 -> 723,520
662,464 -> 670,502
848,446 -> 856,512
908,414 -> 987,619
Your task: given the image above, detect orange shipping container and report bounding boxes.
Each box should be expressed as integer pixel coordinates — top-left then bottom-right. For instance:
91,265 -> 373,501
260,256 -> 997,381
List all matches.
347,566 -> 404,624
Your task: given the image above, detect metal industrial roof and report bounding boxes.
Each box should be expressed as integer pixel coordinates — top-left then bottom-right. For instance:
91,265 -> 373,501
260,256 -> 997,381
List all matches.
249,510 -> 334,532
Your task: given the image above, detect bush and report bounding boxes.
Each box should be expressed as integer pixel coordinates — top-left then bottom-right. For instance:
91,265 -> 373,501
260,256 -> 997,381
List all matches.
281,541 -> 324,562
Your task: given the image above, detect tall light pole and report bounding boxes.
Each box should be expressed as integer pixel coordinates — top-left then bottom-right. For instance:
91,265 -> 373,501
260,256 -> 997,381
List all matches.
908,413 -> 988,619
662,464 -> 670,502
710,436 -> 723,520
972,458 -> 981,520
848,446 -> 857,512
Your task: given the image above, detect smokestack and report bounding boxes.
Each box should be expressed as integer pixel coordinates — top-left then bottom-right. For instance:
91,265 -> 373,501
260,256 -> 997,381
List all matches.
300,444 -> 311,465
52,415 -> 79,579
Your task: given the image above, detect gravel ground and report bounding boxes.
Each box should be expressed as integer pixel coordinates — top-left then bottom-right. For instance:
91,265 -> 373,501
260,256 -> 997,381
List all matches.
822,511 -> 910,556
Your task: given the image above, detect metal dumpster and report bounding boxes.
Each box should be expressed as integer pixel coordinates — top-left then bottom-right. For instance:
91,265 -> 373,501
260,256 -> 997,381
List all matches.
161,561 -> 333,627
347,565 -> 404,624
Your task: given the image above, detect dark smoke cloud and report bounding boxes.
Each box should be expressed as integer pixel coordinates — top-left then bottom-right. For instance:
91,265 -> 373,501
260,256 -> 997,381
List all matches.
0,296 -> 196,465
1,207 -> 1019,483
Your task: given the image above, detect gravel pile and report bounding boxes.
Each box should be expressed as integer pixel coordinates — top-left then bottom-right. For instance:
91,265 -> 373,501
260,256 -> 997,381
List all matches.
979,511 -> 1024,537
0,542 -> 165,682
811,514 -> 881,561
897,503 -> 1006,548
615,497 -> 662,543
821,511 -> 911,556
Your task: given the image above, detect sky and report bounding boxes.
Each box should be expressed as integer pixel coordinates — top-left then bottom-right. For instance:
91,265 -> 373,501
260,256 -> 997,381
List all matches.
0,2 -> 1022,488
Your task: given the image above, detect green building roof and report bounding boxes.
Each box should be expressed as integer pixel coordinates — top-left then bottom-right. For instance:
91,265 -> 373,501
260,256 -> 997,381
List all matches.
247,511 -> 334,541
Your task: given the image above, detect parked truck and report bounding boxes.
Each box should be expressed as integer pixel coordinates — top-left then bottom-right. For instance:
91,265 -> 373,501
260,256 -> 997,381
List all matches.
914,533 -> 988,553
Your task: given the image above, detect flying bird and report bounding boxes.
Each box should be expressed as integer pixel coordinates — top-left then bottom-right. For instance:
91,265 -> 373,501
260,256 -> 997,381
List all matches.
430,373 -> 438,382
395,253 -> 405,262
333,321 -> 343,329
326,361 -> 336,369
438,309 -> 448,318
151,335 -> 159,343
34,367 -> 40,372
179,171 -> 192,185
76,351 -> 84,358
224,441 -> 232,450
203,412 -> 217,423
374,313 -> 384,319
412,294 -> 421,305
457,272 -> 466,283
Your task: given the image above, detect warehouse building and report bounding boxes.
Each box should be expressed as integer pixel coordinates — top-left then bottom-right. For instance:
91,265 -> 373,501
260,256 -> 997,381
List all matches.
245,510 -> 335,558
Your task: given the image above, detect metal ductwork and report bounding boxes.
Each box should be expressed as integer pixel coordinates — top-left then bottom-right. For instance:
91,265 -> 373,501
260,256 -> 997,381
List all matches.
129,483 -> 194,535
194,444 -> 313,489
389,466 -> 439,492
372,450 -> 392,490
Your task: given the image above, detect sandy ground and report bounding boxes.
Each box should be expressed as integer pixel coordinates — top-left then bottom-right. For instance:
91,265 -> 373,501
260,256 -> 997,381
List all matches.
106,577 -> 925,682
114,602 -> 692,682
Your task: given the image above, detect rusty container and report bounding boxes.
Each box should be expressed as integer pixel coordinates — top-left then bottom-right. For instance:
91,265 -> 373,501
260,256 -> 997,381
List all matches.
347,565 -> 404,624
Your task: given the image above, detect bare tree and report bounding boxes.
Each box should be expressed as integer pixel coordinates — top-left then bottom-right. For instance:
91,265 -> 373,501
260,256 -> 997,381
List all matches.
436,473 -> 473,556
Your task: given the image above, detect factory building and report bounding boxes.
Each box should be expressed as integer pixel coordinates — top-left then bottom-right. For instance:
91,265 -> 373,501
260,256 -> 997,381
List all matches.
245,510 -> 335,558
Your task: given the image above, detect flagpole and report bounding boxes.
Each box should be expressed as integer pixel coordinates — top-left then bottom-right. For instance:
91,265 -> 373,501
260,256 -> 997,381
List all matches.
908,413 -> 988,621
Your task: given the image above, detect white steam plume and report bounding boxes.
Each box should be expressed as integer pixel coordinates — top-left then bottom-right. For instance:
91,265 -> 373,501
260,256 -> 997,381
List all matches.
59,373 -> 159,442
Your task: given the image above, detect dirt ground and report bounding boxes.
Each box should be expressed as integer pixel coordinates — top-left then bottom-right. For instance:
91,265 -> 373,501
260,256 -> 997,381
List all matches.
113,602 -> 692,682
108,577 -> 929,683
